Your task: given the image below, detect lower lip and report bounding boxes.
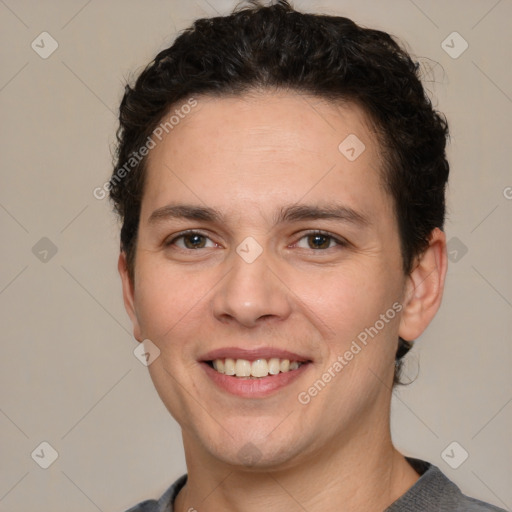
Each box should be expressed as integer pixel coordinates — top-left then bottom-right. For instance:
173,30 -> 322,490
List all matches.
201,362 -> 310,398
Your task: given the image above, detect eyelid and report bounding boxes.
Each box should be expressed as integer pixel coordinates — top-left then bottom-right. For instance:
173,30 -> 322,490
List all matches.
291,229 -> 349,249
164,229 -> 218,247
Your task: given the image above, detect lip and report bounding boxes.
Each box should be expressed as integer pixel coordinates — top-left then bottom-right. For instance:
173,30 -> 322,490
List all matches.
201,360 -> 311,398
200,346 -> 310,362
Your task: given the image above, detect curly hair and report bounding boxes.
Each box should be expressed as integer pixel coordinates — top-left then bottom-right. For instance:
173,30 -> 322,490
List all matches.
109,0 -> 449,384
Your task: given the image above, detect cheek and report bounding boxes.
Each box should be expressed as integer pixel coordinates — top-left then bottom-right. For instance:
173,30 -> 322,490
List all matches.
290,265 -> 402,355
294,264 -> 386,322
134,260 -> 210,342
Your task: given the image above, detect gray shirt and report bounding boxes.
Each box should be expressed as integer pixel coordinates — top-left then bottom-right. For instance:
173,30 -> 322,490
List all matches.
125,458 -> 506,511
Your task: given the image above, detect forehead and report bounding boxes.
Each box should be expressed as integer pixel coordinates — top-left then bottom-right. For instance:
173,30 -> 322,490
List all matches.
141,90 -> 392,224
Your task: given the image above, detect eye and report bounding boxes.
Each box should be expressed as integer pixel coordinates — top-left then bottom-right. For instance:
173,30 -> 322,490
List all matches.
295,231 -> 346,250
167,231 -> 217,250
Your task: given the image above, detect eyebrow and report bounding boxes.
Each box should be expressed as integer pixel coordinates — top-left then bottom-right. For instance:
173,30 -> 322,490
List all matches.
275,203 -> 370,227
147,202 -> 370,227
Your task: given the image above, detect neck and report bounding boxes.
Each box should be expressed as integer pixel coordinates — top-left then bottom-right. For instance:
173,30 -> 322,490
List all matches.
174,426 -> 419,512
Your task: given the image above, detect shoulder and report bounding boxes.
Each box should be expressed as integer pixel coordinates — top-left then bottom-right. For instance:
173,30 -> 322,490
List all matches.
386,458 -> 506,512
123,474 -> 187,512
458,495 -> 509,512
124,500 -> 159,512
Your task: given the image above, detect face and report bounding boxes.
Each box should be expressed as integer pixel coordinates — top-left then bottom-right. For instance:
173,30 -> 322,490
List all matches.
120,91 -> 425,470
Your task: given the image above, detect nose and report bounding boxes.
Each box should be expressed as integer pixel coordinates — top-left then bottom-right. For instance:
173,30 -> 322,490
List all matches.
212,248 -> 293,328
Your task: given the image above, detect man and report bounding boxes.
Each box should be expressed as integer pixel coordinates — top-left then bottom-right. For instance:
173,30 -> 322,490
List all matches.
110,1 -> 505,510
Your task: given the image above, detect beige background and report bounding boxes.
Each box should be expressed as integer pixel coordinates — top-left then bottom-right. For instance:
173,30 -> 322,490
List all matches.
1,0 -> 511,510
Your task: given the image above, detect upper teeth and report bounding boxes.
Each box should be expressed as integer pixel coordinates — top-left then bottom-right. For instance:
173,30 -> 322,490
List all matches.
212,358 -> 302,378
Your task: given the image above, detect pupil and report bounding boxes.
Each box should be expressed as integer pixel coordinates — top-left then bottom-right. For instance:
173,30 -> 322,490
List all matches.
185,234 -> 205,249
309,234 -> 329,249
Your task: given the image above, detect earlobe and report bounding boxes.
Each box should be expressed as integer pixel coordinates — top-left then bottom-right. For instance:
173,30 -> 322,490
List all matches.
398,228 -> 448,342
118,252 -> 143,342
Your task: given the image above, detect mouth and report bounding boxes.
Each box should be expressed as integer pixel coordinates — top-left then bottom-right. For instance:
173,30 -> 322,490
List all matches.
205,357 -> 306,378
199,348 -> 312,397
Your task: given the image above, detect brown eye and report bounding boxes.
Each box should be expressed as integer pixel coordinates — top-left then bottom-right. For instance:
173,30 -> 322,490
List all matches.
168,232 -> 215,250
295,232 -> 342,250
307,234 -> 332,249
183,233 -> 207,249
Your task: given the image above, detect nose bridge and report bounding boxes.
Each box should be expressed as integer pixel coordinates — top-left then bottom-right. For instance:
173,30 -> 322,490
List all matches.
212,243 -> 291,326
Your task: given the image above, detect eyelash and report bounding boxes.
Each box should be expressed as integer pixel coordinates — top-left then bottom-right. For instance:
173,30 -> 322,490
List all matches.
165,229 -> 348,251
294,230 -> 348,250
165,230 -> 217,250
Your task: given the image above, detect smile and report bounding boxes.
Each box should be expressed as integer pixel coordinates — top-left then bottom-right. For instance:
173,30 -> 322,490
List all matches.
208,358 -> 304,378
200,347 -> 312,397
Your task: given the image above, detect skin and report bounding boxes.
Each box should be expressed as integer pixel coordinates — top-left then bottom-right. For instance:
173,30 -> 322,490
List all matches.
119,90 -> 447,512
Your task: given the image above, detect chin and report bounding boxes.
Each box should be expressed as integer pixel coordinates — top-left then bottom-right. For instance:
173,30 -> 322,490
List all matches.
198,430 -> 313,472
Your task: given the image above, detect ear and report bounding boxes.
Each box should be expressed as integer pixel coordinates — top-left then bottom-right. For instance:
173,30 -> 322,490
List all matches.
399,228 -> 448,341
118,251 -> 142,342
